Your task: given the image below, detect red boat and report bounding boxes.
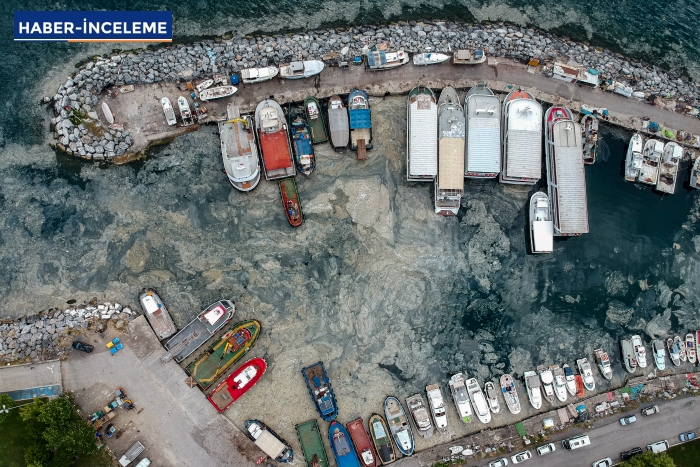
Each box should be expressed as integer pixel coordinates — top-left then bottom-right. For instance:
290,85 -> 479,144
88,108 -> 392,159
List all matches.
206,357 -> 267,412
574,374 -> 585,398
347,418 -> 378,467
279,178 -> 303,227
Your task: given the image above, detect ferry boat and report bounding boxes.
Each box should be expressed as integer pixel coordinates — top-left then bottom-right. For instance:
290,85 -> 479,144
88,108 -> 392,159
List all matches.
657,142 -> 682,194
296,419 -> 330,467
638,139 -> 662,185
161,97 -> 177,126
244,419 -> 294,463
178,96 -> 194,126
679,336 -> 687,362
412,52 -> 450,66
500,90 -> 542,185
347,418 -> 378,467
405,394 -> 433,438
523,370 -> 542,410
301,362 -> 338,421
500,374 -> 521,415
348,89 -> 373,160
435,86 -> 465,216
484,382 -> 501,413
384,397 -> 414,456
406,86 -> 438,182
138,288 -> 176,341
580,114 -> 599,164
368,414 -> 395,465
185,319 -> 261,389
574,375 -> 585,397
687,333 -> 697,364
625,133 -> 644,181
537,365 -> 555,404
465,83 -> 501,178
668,337 -> 681,366
279,60 -> 324,79
576,358 -> 596,391
196,79 -> 213,92
328,95 -> 350,151
594,349 -> 613,380
240,66 -> 279,84
255,99 -> 295,180
219,103 -> 261,192
544,106 -> 589,236
279,178 -> 303,227
199,85 -> 237,101
466,377 -> 491,424
206,357 -> 266,412
452,49 -> 486,64
329,422 -> 360,467
163,300 -> 235,363
621,338 -> 638,373
563,364 -> 577,396
425,384 -> 448,433
651,340 -> 666,371
289,109 -> 316,176
304,97 -> 329,144
551,365 -> 567,402
631,335 -> 647,368
365,45 -> 409,70
448,373 -> 473,423
529,191 -> 554,254
690,157 -> 700,189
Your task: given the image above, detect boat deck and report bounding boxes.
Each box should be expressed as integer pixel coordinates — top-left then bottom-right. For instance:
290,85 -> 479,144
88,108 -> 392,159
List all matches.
260,130 -> 294,178
208,382 -> 235,411
296,420 -> 329,467
164,319 -> 211,363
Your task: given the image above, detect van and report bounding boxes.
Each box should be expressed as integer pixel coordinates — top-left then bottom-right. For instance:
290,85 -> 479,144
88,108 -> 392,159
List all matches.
134,460 -> 151,467
118,441 -> 145,466
562,434 -> 591,450
647,440 -> 669,453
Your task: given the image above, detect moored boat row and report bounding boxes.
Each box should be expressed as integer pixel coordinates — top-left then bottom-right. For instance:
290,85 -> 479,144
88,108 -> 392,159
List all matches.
625,133 -> 682,194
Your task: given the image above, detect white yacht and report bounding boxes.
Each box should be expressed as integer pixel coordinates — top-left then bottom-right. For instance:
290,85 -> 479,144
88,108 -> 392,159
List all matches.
631,335 -> 647,368
551,365 -> 568,402
466,378 -> 491,424
651,339 -> 666,371
426,384 -> 448,433
529,191 -> 553,254
577,358 -> 596,391
412,52 -> 450,66
638,139 -> 662,185
624,133 -> 644,181
523,370 -> 542,410
449,373 -> 473,423
484,381 -> 501,414
161,97 -> 177,126
537,365 -> 555,404
278,60 -> 324,79
500,374 -> 521,414
657,142 -> 682,194
562,364 -> 577,396
240,66 -> 279,84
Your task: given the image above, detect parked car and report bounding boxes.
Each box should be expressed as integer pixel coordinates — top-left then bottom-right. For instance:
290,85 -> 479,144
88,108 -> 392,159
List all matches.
620,447 -> 643,461
680,431 -> 697,442
592,458 -> 612,467
641,405 -> 659,416
536,443 -> 556,455
488,458 -> 509,467
72,340 -> 94,353
619,415 -> 637,425
511,451 -> 532,464
647,440 -> 669,453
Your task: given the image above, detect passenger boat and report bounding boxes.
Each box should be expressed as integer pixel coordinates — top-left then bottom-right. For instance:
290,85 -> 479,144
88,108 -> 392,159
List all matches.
206,357 -> 267,412
279,178 -> 303,227
500,89 -> 542,185
562,364 -> 577,396
412,52 -> 450,66
529,191 -> 554,254
657,142 -> 682,194
448,373 -> 473,423
348,89 -> 373,160
244,419 -> 294,463
328,95 -> 350,151
304,97 -> 329,144
537,365 -> 555,404
289,109 -> 316,176
523,370 -> 542,410
452,49 -> 486,64
425,384 -> 448,432
199,85 -> 237,101
651,340 -> 666,371
466,377 -> 491,424
279,60 -> 325,79
500,374 -> 521,414
574,375 -> 585,397
330,421 -> 360,467
240,66 -> 279,84
690,157 -> 700,189
384,397 -> 414,456
347,419 -> 378,467
465,82 -> 501,178
435,86 -> 465,216
668,337 -> 681,366
296,419 -> 330,467
164,300 -> 235,363
196,79 -> 214,93
365,45 -> 409,70
406,86 -> 438,181
551,365 -> 567,402
138,288 -> 177,341
621,338 -> 638,373
102,102 -> 114,124
178,96 -> 194,126
484,382 -> 501,413
638,139 -> 662,185
161,97 -> 177,126
255,99 -> 295,180
580,114 -> 599,164
301,362 -> 338,421
368,415 -> 395,465
594,349 -> 613,380
631,335 -> 647,368
679,336 -> 687,362
185,319 -> 261,389
405,394 -> 433,438
219,103 -> 261,192
624,133 -> 644,181
687,333 -> 697,364
576,358 -> 595,391
545,105 -> 588,236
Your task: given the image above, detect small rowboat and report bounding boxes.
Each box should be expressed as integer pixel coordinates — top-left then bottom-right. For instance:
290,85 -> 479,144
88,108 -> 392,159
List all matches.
574,375 -> 585,397
196,79 -> 214,92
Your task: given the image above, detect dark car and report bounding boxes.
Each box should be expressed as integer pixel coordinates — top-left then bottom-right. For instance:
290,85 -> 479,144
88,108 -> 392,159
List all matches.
72,340 -> 94,353
620,447 -> 643,461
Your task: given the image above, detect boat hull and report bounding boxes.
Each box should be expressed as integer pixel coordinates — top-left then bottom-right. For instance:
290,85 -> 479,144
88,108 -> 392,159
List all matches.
206,357 -> 267,412
330,422 -> 361,467
384,397 -> 414,456
302,362 -> 338,421
138,288 -> 177,341
499,374 -> 521,415
368,415 -> 395,465
347,419 -> 379,467
304,97 -> 329,144
279,178 -> 303,227
164,300 -> 235,363
289,111 -> 316,176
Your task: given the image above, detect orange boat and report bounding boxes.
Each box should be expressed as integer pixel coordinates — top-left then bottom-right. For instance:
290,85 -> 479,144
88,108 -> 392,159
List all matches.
574,374 -> 585,397
279,178 -> 303,227
206,357 -> 267,412
347,419 -> 378,467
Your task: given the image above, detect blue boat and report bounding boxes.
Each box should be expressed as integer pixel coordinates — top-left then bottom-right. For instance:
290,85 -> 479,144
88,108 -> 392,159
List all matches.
289,109 -> 316,176
347,89 -> 373,160
329,421 -> 360,467
301,362 -> 338,421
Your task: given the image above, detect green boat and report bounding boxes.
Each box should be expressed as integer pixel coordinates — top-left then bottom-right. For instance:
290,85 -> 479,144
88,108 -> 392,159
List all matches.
304,97 -> 328,144
296,419 -> 330,467
185,319 -> 261,389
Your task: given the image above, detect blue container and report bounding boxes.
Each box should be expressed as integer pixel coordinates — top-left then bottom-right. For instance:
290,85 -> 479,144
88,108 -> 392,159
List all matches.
230,74 -> 240,85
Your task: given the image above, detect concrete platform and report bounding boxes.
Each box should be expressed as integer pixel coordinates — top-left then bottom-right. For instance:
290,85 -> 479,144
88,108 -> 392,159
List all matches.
0,360 -> 61,399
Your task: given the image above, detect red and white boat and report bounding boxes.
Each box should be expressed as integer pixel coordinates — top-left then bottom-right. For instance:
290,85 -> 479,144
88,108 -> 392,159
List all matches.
347,418 -> 378,467
255,99 -> 295,180
206,357 -> 267,412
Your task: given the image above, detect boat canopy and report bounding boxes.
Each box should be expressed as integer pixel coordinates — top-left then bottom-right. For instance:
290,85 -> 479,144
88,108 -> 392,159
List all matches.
367,50 -> 387,67
551,121 -> 589,234
409,91 -> 438,178
438,139 -> 464,190
260,107 -> 279,130
142,295 -> 160,314
533,221 -> 553,252
350,109 -> 371,129
505,99 -> 542,179
466,94 -> 501,174
255,430 -> 287,459
203,305 -> 225,325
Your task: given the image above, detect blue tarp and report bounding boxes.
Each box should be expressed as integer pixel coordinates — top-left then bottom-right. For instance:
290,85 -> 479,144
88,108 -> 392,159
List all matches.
366,50 -> 386,67
5,385 -> 61,401
349,109 -> 371,129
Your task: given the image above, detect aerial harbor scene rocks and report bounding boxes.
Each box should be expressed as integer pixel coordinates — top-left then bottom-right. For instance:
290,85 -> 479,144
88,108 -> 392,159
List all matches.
4,6 -> 700,467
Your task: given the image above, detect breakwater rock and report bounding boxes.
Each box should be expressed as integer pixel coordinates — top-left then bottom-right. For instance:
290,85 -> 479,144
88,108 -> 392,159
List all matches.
49,21 -> 700,160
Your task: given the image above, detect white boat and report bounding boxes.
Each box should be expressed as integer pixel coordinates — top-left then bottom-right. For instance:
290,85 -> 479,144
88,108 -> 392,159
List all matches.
690,157 -> 700,189
679,336 -> 687,362
465,83 -> 501,178
687,333 -> 697,364
562,364 -> 577,396
621,338 -> 638,373
499,374 -> 521,415
366,45 -> 409,70
529,192 -> 554,254
435,86 -> 465,215
484,382 -> 501,413
580,113 -> 599,164
406,394 -> 434,439
466,378 -> 491,424
449,373 -> 473,424
196,79 -> 214,93
500,90 -> 543,185
278,60 -> 324,79
551,365 -> 568,402
219,104 -> 261,192
668,337 -> 681,366
425,384 -> 448,432
657,142 -> 682,194
412,52 -> 450,66
240,66 -> 279,84
406,86 -> 438,182
537,365 -> 555,404
161,97 -> 177,126
102,102 -> 114,124
178,96 -> 194,126
577,358 -> 595,391
452,49 -> 486,65
631,335 -> 647,368
638,139 -> 662,185
651,340 -> 666,371
523,370 -> 542,410
594,349 -> 613,380
625,133 -> 644,181
199,85 -> 237,101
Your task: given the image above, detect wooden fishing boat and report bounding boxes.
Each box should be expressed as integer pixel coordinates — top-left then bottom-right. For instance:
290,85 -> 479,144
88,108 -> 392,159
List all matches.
348,89 -> 373,160
328,95 -> 349,151
244,419 -> 294,463
199,85 -> 237,101
406,394 -> 433,438
206,357 -> 266,412
690,158 -> 700,189
594,349 -> 613,380
304,97 -> 329,143
384,397 -> 414,456
296,419 -> 330,467
368,414 -> 395,465
657,142 -> 682,194
256,99 -> 295,180
178,96 -> 194,126
347,418 -> 378,467
241,66 -> 278,84
279,178 -> 303,227
453,49 -> 486,64
687,333 -> 697,364
365,45 -> 409,70
301,361 -> 338,421
196,79 -> 214,93
279,60 -> 324,79
330,421 -> 360,467
289,108 -> 316,175
580,113 -> 599,164
137,288 -> 177,341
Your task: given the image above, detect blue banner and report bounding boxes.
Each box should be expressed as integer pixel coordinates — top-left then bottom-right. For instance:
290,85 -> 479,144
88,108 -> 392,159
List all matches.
14,11 -> 172,42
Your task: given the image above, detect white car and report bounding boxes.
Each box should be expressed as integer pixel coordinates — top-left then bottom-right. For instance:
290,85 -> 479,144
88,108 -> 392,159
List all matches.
619,415 -> 637,425
511,451 -> 532,464
488,458 -> 509,467
536,443 -> 556,455
592,458 -> 612,467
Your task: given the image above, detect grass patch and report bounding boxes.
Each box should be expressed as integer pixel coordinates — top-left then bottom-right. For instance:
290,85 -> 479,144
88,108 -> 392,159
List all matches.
74,446 -> 113,467
668,437 -> 700,466
0,409 -> 31,467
